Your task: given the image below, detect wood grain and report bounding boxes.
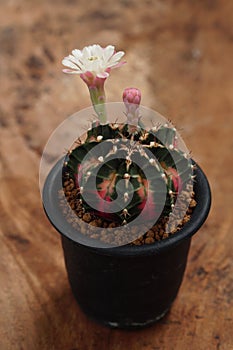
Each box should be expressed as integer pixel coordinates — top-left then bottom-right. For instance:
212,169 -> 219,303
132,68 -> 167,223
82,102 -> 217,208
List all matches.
0,1 -> 233,349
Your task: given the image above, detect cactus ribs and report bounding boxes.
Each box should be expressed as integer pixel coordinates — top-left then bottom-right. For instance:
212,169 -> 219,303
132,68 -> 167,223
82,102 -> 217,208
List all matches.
61,121 -> 196,245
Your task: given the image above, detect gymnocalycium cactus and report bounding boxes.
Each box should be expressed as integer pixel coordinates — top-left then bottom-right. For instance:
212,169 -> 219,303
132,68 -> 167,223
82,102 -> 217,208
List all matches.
62,44 -> 193,229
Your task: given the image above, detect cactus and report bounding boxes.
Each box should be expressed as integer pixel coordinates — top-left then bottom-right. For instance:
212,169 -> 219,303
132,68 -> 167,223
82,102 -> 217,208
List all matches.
63,119 -> 193,226
62,47 -> 193,230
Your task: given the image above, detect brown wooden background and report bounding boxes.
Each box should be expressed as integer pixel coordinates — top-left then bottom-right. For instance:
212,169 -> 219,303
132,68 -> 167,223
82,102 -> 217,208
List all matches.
0,0 -> 233,349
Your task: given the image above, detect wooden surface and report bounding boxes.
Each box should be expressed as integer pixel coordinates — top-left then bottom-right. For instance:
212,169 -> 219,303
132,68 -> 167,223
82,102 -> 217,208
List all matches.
0,1 -> 233,349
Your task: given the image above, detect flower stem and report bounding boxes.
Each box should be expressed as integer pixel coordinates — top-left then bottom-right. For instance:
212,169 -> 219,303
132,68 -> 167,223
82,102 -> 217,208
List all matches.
88,86 -> 107,124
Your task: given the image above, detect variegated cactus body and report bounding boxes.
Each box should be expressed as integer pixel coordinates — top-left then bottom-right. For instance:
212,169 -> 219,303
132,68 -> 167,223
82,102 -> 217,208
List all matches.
64,121 -> 192,225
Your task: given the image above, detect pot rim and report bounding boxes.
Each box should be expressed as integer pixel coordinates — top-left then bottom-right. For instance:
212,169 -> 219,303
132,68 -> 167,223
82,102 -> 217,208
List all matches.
43,158 -> 211,257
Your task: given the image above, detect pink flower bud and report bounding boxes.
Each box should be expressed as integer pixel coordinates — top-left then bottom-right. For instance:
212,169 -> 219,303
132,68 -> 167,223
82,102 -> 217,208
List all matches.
123,88 -> 142,133
123,87 -> 141,106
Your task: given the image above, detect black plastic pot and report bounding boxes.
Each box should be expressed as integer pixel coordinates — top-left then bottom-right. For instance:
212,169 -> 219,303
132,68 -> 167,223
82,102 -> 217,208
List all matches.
43,159 -> 211,329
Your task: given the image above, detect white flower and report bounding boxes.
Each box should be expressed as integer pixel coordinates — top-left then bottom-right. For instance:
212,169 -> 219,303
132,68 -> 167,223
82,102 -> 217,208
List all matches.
62,44 -> 125,78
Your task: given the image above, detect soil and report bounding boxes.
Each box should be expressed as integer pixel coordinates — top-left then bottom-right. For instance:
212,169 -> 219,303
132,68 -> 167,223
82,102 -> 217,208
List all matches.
61,176 -> 196,246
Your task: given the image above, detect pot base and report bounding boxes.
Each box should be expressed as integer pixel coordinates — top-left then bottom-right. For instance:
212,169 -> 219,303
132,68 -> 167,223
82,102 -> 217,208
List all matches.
86,306 -> 171,329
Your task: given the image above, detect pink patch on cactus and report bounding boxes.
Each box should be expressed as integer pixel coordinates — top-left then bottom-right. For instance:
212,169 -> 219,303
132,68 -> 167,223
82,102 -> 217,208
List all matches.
75,164 -> 83,188
97,173 -> 117,200
137,179 -> 157,221
166,167 -> 182,193
136,177 -> 147,203
96,194 -> 112,218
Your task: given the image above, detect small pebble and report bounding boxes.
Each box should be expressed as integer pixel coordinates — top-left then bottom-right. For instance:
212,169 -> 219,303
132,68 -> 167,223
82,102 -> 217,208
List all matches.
82,213 -> 92,223
145,237 -> 155,244
89,220 -> 99,227
146,230 -> 154,238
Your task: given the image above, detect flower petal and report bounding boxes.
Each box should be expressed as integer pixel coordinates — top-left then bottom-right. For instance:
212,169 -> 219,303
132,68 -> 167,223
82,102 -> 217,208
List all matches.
62,44 -> 125,76
72,49 -> 82,58
62,69 -> 80,74
108,61 -> 126,69
103,45 -> 115,61
62,58 -> 80,70
108,51 -> 125,64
